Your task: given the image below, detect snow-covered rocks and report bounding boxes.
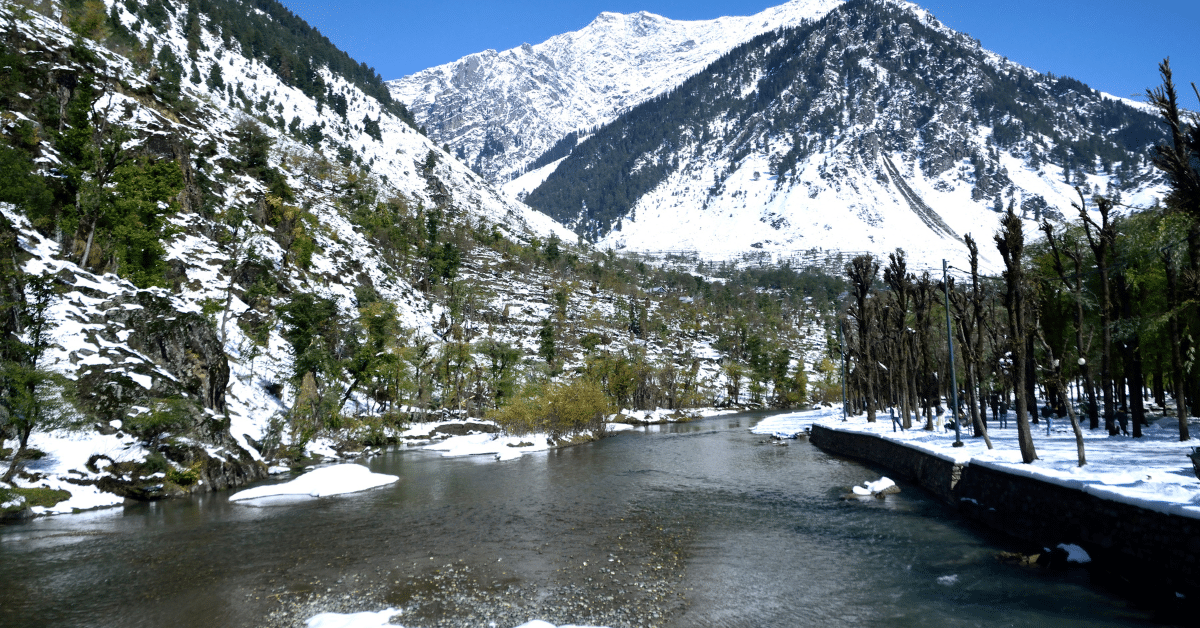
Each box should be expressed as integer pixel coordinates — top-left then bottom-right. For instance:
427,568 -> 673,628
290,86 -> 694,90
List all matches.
230,464 -> 398,501
851,476 -> 900,497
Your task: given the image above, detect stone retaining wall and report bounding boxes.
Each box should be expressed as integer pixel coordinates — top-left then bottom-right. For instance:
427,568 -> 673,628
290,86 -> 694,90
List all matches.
810,424 -> 1200,592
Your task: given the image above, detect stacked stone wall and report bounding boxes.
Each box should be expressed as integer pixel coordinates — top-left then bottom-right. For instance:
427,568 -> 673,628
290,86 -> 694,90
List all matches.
810,424 -> 1200,592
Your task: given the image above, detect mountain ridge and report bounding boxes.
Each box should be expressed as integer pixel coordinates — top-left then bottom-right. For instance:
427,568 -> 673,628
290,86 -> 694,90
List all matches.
517,0 -> 1168,272
388,0 -> 845,183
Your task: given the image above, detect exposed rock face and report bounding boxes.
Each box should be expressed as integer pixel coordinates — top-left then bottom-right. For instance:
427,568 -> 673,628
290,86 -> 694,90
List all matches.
76,290 -> 228,423
84,442 -> 266,500
65,288 -> 267,500
162,441 -> 267,493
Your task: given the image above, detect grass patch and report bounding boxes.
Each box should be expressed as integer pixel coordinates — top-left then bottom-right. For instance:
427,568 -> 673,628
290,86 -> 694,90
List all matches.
1,487 -> 72,513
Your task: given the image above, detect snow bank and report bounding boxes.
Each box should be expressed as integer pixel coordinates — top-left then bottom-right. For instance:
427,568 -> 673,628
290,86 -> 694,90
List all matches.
423,433 -> 554,461
765,405 -> 1200,519
750,405 -> 845,437
1057,543 -> 1091,564
306,609 -> 401,628
230,464 -> 397,501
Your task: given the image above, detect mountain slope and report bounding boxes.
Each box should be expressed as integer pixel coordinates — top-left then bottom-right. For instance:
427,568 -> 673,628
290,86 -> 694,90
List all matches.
388,0 -> 844,183
0,0 -> 571,502
1,0 -> 831,515
522,0 -> 1167,271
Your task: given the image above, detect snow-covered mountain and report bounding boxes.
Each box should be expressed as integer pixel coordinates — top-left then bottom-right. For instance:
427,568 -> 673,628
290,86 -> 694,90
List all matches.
388,0 -> 844,183
0,0 -> 572,507
1,0 -> 830,516
519,0 -> 1168,272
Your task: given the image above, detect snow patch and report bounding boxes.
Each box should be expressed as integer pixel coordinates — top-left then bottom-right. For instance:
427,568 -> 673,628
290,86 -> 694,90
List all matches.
230,464 -> 398,501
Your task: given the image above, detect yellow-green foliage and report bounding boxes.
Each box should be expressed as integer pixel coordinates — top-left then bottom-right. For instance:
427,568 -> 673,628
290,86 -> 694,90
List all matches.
489,377 -> 611,438
810,357 -> 841,405
165,461 -> 202,487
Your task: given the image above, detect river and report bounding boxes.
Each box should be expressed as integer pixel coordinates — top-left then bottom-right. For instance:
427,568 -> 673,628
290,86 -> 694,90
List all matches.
0,413 -> 1162,627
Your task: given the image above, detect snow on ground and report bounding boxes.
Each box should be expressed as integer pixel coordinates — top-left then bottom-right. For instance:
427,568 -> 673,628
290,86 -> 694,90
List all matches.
306,609 -> 402,628
753,405 -> 1200,518
12,429 -> 150,514
1058,542 -> 1092,564
422,432 -> 556,461
229,464 -> 397,501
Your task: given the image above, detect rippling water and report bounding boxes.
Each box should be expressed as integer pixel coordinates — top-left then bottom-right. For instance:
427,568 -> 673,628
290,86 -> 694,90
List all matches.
0,413 -> 1160,627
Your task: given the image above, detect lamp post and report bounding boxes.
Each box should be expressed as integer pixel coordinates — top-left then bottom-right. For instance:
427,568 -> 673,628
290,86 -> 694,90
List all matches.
944,259 -> 963,447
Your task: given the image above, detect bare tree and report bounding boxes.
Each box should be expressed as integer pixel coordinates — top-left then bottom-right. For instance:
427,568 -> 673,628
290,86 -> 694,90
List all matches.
1076,190 -> 1118,434
1040,220 -> 1100,429
947,236 -> 992,448
995,208 -> 1038,463
846,255 -> 880,422
884,250 -> 915,429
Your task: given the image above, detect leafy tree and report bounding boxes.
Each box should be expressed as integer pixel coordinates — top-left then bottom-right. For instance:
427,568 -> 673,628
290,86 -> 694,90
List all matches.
362,114 -> 382,141
0,259 -> 61,483
106,159 -> 183,287
206,63 -> 224,91
538,318 -> 557,369
0,146 -> 54,228
477,338 -> 521,406
279,292 -> 342,389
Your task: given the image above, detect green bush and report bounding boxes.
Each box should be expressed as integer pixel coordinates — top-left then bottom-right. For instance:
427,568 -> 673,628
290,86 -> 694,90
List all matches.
489,377 -> 611,438
165,462 -> 201,486
1,487 -> 69,511
124,400 -> 194,444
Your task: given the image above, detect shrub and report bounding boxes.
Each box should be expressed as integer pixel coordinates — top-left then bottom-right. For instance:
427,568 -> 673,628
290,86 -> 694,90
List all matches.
166,462 -> 201,486
124,399 -> 195,445
490,377 -> 611,439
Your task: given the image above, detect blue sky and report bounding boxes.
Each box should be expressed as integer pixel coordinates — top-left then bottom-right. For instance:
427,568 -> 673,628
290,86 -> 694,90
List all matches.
280,0 -> 1199,103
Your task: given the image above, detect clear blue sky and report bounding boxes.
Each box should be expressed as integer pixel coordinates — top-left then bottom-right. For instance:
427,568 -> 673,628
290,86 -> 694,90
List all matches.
280,0 -> 1199,103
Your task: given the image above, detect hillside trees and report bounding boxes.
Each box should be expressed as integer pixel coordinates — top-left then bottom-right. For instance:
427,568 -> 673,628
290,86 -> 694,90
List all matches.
0,221 -> 63,482
835,61 -> 1199,464
1,0 -> 840,459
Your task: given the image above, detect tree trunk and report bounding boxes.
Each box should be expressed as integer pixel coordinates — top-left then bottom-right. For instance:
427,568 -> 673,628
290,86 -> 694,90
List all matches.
80,219 -> 96,269
968,363 -> 993,448
1166,251 -> 1190,441
997,209 -> 1038,463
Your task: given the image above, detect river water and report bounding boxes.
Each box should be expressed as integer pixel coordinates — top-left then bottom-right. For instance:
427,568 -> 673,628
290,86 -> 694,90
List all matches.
0,413 -> 1162,627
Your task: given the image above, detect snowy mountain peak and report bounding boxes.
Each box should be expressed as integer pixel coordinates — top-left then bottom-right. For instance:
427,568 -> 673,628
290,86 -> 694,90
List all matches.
389,0 -> 845,183
519,0 -> 1167,273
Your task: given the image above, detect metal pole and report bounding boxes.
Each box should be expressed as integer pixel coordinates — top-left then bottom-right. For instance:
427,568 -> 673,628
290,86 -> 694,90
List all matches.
944,259 -> 963,447
840,319 -> 848,421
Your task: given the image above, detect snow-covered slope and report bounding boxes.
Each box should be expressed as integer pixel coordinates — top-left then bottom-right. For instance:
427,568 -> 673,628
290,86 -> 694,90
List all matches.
2,1 -> 831,516
0,0 -> 572,509
522,0 -> 1168,273
389,0 -> 844,183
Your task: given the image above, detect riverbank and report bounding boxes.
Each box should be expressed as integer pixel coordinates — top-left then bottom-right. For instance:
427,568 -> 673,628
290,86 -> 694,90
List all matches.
0,407 -> 725,521
755,406 -> 1200,602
